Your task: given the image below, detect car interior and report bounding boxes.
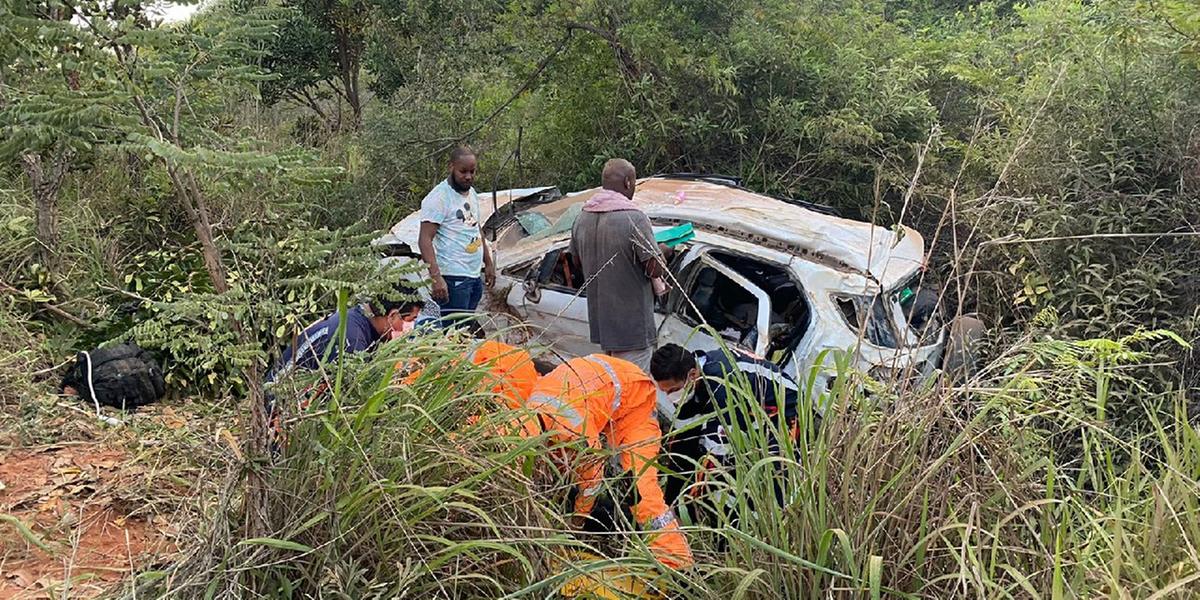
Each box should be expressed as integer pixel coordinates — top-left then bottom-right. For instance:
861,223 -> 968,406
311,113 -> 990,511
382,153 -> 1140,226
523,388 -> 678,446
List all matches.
675,251 -> 812,359
532,247 -> 585,292
517,244 -> 813,361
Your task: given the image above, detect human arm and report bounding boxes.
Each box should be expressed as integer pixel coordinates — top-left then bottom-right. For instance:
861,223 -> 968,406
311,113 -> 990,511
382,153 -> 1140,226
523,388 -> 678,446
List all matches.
481,232 -> 496,287
418,221 -> 448,302
568,221 -> 584,275
631,214 -> 667,279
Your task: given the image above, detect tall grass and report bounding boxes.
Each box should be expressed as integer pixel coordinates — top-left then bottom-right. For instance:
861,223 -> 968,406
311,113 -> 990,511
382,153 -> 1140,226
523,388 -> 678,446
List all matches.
135,325 -> 1200,599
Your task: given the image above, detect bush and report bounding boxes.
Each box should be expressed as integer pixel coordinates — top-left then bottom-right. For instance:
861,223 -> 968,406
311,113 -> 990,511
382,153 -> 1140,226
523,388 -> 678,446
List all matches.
135,326 -> 1200,598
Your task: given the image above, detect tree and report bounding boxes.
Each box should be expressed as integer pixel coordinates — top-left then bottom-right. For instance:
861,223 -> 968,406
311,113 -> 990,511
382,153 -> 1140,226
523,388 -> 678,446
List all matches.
262,0 -> 369,130
8,0 -> 340,542
0,0 -> 126,285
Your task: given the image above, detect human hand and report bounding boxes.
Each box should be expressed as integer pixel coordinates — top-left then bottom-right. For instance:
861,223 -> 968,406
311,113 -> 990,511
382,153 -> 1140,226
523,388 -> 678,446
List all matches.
484,263 -> 496,288
431,275 -> 449,302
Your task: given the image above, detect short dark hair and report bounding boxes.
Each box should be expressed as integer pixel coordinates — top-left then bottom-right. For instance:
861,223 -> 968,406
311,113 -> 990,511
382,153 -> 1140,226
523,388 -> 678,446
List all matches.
650,343 -> 696,382
449,145 -> 475,164
374,283 -> 423,316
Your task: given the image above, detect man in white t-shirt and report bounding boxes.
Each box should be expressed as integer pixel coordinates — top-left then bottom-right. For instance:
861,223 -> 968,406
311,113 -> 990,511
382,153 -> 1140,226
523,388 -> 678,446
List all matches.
417,146 -> 495,328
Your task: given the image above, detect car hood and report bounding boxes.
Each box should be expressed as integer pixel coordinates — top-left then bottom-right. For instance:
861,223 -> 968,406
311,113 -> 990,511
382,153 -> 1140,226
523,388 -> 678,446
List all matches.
372,186 -> 556,252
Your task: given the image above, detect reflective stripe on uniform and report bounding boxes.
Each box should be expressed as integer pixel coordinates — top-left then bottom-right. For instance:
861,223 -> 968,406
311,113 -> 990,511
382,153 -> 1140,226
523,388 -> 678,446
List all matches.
581,483 -> 604,497
275,325 -> 331,381
702,437 -> 731,457
583,355 -> 622,413
528,392 -> 584,428
736,360 -> 799,391
647,510 -> 677,530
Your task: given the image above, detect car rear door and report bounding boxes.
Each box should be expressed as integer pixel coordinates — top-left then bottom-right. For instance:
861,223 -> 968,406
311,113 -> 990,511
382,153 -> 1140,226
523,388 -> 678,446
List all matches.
658,254 -> 773,358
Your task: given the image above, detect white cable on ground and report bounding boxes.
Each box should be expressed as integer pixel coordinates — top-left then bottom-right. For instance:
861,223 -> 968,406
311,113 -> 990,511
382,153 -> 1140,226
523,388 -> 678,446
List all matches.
82,350 -> 124,427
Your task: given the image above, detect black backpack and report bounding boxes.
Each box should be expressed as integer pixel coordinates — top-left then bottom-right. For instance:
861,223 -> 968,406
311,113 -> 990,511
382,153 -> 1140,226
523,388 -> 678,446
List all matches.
61,343 -> 166,409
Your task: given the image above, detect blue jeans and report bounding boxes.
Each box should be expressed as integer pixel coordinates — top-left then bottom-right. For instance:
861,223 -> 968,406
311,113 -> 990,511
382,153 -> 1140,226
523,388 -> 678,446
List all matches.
438,275 -> 483,329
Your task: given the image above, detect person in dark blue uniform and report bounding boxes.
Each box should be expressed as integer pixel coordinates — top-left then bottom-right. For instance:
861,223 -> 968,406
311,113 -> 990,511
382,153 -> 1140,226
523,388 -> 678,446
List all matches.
649,343 -> 802,509
265,290 -> 424,445
269,294 -> 424,383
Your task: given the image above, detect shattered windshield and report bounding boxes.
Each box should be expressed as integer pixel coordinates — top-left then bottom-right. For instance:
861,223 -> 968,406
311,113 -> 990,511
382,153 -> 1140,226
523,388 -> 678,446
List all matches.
834,294 -> 900,348
515,212 -> 551,236
835,279 -> 944,349
529,203 -> 582,240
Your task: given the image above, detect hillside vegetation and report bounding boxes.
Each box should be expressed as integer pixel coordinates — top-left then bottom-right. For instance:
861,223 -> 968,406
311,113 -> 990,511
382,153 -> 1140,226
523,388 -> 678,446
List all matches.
2,0 -> 1200,597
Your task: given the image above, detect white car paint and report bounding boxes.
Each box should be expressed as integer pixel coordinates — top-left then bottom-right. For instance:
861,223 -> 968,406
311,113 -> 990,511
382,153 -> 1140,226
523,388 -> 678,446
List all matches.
375,177 -> 946,417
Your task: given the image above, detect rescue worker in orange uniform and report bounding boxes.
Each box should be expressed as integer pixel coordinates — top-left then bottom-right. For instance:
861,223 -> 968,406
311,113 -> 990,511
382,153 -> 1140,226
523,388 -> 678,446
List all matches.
467,340 -> 542,437
402,340 -> 541,436
528,354 -> 693,570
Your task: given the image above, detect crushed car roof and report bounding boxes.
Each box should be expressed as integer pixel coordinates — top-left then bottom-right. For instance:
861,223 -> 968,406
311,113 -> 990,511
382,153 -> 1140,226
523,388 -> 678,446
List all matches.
532,178 -> 925,287
377,177 -> 926,288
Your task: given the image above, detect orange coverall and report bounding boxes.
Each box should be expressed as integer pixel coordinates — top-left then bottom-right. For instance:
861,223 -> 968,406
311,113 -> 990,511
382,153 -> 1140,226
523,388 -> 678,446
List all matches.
529,354 -> 693,569
402,340 -> 541,436
468,341 -> 542,437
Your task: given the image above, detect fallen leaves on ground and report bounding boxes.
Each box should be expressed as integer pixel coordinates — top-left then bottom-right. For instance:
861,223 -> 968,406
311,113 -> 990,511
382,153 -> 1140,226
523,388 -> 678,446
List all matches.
0,443 -> 177,600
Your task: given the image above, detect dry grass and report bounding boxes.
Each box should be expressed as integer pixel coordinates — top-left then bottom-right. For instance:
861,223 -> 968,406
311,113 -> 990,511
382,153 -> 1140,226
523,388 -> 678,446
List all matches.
87,325 -> 1200,599
0,375 -> 240,599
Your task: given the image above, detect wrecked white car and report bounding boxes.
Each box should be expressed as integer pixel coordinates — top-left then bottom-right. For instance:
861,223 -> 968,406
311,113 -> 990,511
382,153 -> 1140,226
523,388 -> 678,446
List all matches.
376,175 -> 955,399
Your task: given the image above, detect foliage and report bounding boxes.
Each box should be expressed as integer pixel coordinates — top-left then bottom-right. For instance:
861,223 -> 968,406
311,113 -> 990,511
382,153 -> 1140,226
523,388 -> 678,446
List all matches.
3,0 -> 1200,597
0,301 -> 47,405
120,223 -> 423,395
130,327 -> 1200,598
0,1 -> 128,162
261,0 -> 371,130
353,0 -> 1200,362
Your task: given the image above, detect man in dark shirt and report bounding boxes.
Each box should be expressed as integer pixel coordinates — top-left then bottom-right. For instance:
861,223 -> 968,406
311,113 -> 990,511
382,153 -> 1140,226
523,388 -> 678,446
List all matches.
569,158 -> 667,373
649,343 -> 801,506
268,293 -> 424,384
264,290 -> 423,449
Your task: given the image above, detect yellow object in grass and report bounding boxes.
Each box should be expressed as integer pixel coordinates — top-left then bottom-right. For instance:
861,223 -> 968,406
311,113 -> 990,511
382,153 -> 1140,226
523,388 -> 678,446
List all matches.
554,551 -> 663,599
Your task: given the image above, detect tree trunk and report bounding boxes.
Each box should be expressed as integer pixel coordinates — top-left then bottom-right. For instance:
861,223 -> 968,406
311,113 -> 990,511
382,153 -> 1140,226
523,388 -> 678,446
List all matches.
166,164 -> 271,540
287,88 -> 335,134
19,150 -> 71,280
242,361 -> 270,536
166,166 -> 229,294
332,20 -> 362,128
122,49 -> 274,549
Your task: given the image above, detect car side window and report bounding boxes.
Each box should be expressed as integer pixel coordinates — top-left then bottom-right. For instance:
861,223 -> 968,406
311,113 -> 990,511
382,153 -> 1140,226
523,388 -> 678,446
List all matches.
533,247 -> 585,294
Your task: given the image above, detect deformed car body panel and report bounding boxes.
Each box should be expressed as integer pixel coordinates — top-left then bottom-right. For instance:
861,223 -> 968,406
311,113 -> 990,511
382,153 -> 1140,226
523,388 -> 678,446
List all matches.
508,177 -> 927,290
376,177 -> 944,416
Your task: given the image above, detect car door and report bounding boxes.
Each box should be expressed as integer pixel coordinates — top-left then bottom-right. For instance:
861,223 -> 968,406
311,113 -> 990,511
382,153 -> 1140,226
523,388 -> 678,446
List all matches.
503,242 -> 598,358
658,254 -> 773,358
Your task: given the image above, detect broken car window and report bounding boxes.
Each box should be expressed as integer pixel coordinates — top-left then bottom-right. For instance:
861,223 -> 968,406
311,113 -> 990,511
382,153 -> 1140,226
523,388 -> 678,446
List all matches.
533,248 -> 585,292
833,293 -> 900,349
515,212 -> 551,237
682,265 -> 759,347
898,282 -> 943,342
529,203 -> 583,240
709,251 -> 813,358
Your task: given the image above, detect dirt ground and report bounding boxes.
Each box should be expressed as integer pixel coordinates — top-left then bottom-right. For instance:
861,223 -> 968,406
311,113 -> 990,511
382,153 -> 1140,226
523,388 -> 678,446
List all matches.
0,400 -> 231,600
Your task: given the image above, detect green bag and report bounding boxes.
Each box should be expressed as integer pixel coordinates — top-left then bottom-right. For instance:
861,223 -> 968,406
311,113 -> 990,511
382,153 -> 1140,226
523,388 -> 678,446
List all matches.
655,222 -> 695,248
